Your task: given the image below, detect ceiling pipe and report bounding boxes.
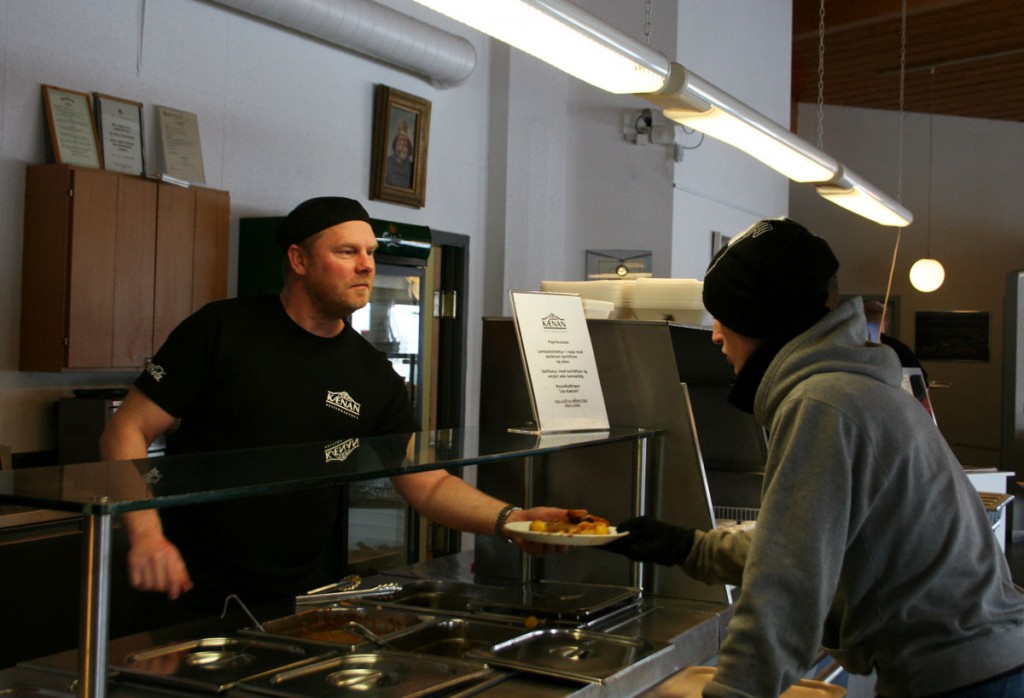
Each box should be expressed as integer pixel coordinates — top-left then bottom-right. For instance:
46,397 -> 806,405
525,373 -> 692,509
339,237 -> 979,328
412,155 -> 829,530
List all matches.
209,0 -> 477,87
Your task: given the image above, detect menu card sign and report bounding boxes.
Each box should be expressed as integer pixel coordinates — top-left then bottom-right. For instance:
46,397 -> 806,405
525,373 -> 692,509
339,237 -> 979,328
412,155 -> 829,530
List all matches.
509,291 -> 609,434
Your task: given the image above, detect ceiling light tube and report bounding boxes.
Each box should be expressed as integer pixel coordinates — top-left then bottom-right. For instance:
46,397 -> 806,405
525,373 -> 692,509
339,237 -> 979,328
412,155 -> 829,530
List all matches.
411,0 -> 671,94
644,63 -> 839,183
815,165 -> 913,227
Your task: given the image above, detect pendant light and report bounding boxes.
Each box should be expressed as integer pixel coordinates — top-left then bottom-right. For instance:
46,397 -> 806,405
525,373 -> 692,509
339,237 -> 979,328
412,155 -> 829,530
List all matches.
909,73 -> 945,292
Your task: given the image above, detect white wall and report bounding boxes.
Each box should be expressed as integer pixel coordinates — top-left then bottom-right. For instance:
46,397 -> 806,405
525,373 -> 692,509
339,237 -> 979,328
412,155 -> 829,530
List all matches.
791,103 -> 1024,469
0,0 -> 497,450
0,0 -> 794,454
671,0 -> 793,279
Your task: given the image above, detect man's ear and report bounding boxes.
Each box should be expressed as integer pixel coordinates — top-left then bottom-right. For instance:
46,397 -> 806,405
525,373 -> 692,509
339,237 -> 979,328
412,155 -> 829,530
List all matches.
286,244 -> 306,275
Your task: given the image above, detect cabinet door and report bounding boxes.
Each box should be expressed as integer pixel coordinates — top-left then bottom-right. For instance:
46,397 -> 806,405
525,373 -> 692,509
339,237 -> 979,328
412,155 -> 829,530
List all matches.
152,186 -> 229,351
153,184 -> 195,352
111,177 -> 158,368
192,187 -> 229,312
66,169 -> 118,368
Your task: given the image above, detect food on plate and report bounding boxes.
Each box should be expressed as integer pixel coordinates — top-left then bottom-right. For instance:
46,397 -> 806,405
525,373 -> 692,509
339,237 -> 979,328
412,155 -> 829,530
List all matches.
529,509 -> 611,536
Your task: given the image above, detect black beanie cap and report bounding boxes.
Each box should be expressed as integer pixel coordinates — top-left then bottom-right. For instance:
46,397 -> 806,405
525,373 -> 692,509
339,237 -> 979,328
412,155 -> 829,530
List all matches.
702,217 -> 839,339
276,197 -> 372,252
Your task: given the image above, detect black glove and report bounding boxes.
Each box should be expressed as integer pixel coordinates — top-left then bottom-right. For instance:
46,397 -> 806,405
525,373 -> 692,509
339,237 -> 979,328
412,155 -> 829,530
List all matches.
601,516 -> 695,566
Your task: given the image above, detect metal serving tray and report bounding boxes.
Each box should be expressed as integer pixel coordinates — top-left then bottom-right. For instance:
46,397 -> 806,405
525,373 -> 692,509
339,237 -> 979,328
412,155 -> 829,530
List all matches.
236,651 -> 492,698
111,634 -> 331,693
383,618 -> 526,659
469,580 -> 641,622
467,628 -> 667,685
370,579 -> 499,615
246,606 -> 432,650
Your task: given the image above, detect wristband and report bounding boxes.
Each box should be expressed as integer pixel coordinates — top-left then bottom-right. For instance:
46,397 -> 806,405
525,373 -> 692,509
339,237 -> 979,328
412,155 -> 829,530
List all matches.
494,504 -> 522,537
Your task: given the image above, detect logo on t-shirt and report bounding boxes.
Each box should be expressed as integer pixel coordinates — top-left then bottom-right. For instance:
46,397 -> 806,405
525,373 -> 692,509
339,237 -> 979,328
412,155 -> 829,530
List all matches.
145,361 -> 167,382
326,390 -> 361,419
324,438 -> 359,463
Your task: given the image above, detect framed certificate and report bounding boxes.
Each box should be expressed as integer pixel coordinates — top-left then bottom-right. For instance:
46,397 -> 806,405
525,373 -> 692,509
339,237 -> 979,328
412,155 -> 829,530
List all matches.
155,105 -> 206,184
41,84 -> 102,169
95,93 -> 144,175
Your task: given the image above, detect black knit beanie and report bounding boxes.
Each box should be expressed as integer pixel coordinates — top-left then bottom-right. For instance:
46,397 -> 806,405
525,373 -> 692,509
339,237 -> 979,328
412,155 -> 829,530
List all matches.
702,218 -> 839,339
276,197 -> 372,251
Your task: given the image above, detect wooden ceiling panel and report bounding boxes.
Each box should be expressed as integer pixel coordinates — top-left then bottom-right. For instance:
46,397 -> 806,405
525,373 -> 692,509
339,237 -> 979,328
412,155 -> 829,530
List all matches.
792,0 -> 1024,122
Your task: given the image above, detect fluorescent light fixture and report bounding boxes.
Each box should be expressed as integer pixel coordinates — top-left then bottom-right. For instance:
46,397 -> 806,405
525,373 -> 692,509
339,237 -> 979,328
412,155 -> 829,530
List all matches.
646,64 -> 839,183
416,1 -> 912,227
411,0 -> 670,94
814,165 -> 913,227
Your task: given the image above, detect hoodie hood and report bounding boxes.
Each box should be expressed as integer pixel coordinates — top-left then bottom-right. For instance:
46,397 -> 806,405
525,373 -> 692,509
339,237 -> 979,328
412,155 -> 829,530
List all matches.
754,297 -> 904,425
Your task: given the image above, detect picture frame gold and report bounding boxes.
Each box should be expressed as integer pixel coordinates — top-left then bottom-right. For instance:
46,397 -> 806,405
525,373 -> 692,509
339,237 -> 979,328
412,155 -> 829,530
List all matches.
370,85 -> 430,208
41,84 -> 103,169
94,93 -> 145,175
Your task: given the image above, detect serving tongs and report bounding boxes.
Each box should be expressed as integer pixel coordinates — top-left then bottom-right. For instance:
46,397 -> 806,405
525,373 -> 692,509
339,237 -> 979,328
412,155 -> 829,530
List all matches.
294,575 -> 403,606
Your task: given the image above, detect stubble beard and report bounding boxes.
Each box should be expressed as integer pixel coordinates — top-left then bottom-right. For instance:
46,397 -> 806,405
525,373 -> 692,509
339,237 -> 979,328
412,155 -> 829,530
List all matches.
308,274 -> 373,321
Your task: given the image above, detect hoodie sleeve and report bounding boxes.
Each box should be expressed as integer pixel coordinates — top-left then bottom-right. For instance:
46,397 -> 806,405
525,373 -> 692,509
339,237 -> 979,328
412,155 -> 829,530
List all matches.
703,395 -> 857,697
683,529 -> 752,586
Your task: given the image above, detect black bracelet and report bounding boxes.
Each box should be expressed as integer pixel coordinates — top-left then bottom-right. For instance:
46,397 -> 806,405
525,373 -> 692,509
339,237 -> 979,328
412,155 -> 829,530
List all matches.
494,504 -> 522,537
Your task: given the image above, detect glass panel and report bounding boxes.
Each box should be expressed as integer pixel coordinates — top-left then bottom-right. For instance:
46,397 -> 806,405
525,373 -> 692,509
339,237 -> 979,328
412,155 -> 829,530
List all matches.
350,266 -> 424,421
0,427 -> 658,515
347,477 -> 408,574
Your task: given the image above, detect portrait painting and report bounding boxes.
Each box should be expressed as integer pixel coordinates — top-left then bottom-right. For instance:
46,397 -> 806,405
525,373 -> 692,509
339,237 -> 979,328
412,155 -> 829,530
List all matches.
370,85 -> 431,208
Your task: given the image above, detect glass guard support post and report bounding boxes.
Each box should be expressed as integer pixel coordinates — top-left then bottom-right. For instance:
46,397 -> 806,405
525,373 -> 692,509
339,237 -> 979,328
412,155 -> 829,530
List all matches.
521,455 -> 536,585
631,434 -> 651,589
79,505 -> 113,698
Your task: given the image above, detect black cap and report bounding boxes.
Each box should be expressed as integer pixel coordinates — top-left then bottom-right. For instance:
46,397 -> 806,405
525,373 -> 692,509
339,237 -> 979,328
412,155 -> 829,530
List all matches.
702,218 -> 839,339
276,197 -> 372,251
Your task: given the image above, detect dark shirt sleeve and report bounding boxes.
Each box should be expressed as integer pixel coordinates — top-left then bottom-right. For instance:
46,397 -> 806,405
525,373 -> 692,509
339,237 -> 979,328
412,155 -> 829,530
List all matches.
134,305 -> 216,418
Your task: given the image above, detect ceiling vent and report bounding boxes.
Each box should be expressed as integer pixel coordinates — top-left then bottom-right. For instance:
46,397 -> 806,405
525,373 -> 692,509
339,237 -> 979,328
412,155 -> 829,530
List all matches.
210,0 -> 476,87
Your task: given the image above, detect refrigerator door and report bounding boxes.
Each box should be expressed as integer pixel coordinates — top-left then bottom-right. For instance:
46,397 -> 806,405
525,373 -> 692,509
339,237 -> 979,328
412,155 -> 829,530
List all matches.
347,263 -> 428,573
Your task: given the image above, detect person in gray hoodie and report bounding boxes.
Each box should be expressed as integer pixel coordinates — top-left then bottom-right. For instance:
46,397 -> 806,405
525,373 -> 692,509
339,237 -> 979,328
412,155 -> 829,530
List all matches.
607,218 -> 1024,697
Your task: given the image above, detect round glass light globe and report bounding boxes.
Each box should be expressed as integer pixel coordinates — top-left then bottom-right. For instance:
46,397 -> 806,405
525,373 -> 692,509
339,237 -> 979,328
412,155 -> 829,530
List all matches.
909,258 -> 945,292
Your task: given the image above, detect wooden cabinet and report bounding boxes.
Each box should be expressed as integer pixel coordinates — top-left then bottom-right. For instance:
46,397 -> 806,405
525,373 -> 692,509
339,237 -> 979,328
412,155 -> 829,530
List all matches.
19,164 -> 229,371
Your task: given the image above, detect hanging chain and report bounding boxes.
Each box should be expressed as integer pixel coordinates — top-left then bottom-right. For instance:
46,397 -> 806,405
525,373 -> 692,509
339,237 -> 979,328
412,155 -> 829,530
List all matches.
644,0 -> 652,46
896,0 -> 907,205
926,68 -> 936,257
881,0 -> 909,329
816,0 -> 826,150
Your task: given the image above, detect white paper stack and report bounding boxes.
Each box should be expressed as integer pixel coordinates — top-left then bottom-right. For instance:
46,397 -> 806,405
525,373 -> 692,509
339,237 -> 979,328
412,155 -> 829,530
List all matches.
539,280 -> 632,318
630,278 -> 710,326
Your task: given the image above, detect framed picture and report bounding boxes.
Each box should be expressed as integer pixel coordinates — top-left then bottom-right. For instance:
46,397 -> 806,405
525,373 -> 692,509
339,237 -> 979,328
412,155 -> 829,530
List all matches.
585,250 -> 652,279
41,84 -> 103,169
370,85 -> 431,208
915,310 -> 990,362
155,105 -> 206,184
94,93 -> 144,175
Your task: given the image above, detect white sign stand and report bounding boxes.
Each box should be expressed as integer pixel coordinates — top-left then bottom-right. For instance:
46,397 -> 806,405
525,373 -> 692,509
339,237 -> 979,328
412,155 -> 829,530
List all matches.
509,291 -> 610,434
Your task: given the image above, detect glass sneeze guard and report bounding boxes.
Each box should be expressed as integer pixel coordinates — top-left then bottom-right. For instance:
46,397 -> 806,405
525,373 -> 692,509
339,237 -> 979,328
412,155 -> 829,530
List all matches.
0,425 -> 659,516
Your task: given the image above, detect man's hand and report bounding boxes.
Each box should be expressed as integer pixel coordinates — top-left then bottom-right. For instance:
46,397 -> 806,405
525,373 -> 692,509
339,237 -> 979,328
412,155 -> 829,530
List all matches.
504,506 -> 570,557
123,511 -> 193,600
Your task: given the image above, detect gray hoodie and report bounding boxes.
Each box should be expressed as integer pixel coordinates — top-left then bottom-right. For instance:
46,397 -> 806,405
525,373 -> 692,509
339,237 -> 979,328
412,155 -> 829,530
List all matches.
685,298 -> 1024,697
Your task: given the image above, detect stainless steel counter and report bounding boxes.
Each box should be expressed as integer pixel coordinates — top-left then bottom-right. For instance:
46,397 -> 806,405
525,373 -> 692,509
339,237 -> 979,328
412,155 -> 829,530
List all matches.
7,552 -> 730,698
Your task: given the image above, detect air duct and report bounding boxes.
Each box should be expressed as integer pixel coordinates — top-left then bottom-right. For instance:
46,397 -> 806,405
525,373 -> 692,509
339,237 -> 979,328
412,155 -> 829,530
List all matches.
210,0 -> 477,87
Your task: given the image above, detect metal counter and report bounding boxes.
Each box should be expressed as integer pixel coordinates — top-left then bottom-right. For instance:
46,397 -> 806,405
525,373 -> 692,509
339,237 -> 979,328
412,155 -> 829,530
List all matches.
7,552 -> 730,698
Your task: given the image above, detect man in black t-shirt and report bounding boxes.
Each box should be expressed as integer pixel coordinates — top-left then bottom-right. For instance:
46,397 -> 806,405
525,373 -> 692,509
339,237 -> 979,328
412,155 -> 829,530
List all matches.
101,197 -> 567,618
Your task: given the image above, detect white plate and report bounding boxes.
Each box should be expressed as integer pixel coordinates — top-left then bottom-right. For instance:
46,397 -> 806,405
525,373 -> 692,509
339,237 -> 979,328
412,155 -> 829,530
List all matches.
503,521 -> 628,547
